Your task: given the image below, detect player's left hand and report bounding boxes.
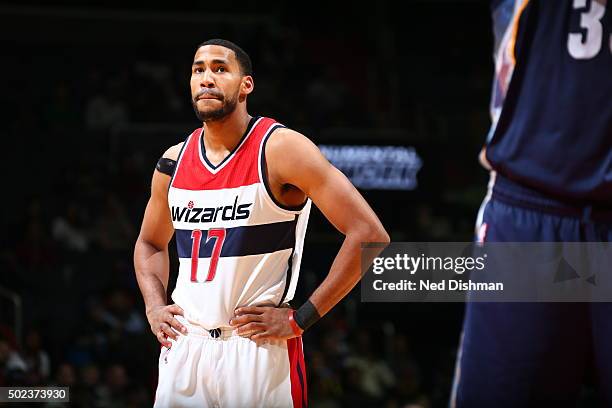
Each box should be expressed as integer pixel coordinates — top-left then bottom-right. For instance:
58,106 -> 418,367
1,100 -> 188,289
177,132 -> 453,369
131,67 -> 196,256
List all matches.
230,306 -> 300,344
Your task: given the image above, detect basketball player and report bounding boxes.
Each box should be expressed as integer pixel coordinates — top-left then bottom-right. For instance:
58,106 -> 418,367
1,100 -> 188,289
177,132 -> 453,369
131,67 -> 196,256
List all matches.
451,1 -> 611,407
133,39 -> 389,407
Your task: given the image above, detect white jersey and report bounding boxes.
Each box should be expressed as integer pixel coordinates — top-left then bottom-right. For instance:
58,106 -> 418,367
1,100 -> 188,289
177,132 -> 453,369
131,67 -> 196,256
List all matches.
168,116 -> 311,329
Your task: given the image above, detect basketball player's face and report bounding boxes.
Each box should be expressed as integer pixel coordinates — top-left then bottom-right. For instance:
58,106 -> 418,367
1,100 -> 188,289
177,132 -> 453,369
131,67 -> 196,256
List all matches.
190,45 -> 250,122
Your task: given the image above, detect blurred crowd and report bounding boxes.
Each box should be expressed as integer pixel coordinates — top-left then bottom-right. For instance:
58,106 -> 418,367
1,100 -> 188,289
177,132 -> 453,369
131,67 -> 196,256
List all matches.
1,3 -> 492,407
0,194 -> 461,407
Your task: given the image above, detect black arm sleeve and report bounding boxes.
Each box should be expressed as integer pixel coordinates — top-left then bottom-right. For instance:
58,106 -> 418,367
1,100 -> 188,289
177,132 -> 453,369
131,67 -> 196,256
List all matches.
156,157 -> 177,177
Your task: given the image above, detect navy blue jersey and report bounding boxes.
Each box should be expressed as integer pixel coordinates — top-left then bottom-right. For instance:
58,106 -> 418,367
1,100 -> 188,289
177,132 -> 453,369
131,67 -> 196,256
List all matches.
485,0 -> 612,205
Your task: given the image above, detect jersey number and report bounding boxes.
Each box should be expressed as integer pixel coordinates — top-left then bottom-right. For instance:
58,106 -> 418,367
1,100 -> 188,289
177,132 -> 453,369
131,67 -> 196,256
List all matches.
567,0 -> 611,59
190,228 -> 226,282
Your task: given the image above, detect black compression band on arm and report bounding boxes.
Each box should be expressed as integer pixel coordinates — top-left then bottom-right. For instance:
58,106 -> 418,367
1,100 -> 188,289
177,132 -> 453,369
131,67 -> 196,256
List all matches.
156,157 -> 177,176
294,300 -> 321,331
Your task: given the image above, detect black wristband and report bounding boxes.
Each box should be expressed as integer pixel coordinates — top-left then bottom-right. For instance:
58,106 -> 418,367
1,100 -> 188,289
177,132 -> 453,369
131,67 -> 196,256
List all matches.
156,157 -> 177,176
294,300 -> 320,331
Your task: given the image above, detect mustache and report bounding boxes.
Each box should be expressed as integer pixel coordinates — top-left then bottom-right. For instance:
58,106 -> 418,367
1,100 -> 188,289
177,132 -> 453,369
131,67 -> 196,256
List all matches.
194,89 -> 223,100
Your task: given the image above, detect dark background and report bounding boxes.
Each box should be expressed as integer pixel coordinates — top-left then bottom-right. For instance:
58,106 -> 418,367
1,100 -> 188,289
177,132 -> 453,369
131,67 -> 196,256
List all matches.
0,1 -> 493,407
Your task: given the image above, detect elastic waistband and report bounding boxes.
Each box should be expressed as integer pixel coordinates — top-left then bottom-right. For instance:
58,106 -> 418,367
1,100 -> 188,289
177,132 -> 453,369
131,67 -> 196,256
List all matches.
177,316 -> 238,340
492,174 -> 612,223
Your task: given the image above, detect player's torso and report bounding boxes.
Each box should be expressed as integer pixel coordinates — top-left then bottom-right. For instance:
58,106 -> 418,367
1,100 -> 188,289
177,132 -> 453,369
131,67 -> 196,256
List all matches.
168,116 -> 311,329
486,0 -> 612,204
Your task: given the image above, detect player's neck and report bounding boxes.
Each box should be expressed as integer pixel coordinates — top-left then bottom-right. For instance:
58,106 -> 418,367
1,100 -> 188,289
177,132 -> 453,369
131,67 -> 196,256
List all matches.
202,111 -> 252,153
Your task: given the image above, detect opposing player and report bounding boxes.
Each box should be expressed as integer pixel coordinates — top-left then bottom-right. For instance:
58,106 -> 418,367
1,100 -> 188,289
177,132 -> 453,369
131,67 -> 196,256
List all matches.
133,39 -> 389,407
452,2 -> 611,407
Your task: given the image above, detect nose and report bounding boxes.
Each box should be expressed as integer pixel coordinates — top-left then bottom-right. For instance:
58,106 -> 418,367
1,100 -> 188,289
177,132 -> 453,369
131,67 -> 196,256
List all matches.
201,68 -> 215,88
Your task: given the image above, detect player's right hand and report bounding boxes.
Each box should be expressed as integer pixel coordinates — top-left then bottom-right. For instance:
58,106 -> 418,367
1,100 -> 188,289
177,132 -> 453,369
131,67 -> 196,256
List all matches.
146,304 -> 188,348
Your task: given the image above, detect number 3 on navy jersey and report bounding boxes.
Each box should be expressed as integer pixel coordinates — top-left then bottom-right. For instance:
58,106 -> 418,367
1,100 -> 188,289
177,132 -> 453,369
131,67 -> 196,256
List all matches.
567,0 -> 612,59
190,228 -> 226,282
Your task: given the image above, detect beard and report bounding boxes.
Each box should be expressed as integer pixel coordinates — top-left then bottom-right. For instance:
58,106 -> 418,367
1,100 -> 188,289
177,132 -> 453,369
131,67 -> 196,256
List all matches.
192,91 -> 239,122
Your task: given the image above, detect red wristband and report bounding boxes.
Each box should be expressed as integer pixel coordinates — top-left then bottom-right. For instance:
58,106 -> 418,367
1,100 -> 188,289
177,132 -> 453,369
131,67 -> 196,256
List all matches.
288,309 -> 304,336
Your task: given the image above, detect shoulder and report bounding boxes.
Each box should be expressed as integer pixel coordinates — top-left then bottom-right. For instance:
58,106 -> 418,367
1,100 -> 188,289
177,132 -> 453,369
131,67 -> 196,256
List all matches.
265,127 -> 331,184
266,127 -> 318,155
162,142 -> 185,161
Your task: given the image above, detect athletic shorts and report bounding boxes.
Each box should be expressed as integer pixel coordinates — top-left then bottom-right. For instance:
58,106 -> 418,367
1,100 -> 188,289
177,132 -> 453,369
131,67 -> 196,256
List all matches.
451,173 -> 612,408
154,316 -> 307,408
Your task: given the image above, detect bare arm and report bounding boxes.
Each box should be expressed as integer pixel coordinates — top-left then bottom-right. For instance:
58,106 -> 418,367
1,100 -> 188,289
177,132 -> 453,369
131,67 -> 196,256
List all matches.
232,129 -> 389,340
133,143 -> 187,347
271,129 -> 389,316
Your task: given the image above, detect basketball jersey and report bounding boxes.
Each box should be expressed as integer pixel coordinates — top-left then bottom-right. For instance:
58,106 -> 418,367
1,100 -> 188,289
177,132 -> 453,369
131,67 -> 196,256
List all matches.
485,0 -> 612,204
168,116 -> 311,329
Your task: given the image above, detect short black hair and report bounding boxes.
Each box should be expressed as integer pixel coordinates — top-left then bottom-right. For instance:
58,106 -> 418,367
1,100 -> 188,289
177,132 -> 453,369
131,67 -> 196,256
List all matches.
196,39 -> 253,76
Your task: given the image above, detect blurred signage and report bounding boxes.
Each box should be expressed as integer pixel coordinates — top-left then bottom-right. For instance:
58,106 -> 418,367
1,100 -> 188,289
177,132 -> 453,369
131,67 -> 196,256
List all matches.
319,145 -> 422,190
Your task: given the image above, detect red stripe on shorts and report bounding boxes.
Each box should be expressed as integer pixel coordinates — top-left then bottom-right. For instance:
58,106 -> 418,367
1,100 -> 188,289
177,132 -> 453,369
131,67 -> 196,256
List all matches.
287,336 -> 307,408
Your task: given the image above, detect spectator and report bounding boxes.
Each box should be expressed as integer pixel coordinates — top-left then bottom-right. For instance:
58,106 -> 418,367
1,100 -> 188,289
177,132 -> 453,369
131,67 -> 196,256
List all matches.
0,337 -> 27,386
94,193 -> 136,251
53,362 -> 77,388
85,79 -> 129,132
309,350 -> 342,408
101,363 -> 129,407
344,330 -> 396,400
72,364 -> 106,408
22,329 -> 51,384
52,202 -> 90,252
44,363 -> 77,408
99,289 -> 147,335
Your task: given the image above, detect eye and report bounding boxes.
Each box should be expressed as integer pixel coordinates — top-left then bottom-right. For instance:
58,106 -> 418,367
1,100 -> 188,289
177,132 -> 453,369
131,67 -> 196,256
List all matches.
215,66 -> 226,73
194,67 -> 204,73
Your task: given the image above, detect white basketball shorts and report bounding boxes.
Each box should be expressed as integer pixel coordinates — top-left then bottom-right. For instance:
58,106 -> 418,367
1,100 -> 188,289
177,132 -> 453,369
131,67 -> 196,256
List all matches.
153,318 -> 307,408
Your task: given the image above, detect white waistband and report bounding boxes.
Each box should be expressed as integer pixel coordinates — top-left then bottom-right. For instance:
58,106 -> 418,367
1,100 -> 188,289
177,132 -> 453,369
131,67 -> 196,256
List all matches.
176,315 -> 239,340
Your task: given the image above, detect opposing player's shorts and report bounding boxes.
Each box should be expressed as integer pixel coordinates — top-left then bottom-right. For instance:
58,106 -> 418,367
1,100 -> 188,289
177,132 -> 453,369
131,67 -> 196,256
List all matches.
451,173 -> 612,408
154,316 -> 307,408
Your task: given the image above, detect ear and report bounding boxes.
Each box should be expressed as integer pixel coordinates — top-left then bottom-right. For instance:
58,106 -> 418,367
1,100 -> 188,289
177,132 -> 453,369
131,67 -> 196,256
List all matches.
241,75 -> 254,95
